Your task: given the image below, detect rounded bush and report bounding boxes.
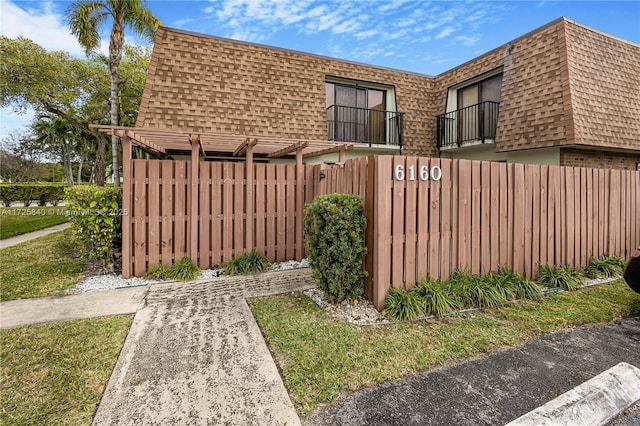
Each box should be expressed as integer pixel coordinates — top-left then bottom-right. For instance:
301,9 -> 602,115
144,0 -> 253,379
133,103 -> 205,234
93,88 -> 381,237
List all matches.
304,194 -> 367,303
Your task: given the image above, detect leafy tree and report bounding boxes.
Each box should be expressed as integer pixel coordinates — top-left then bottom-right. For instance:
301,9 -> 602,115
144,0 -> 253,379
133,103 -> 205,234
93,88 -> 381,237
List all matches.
0,131 -> 47,182
0,36 -> 110,184
67,0 -> 160,187
32,115 -> 86,186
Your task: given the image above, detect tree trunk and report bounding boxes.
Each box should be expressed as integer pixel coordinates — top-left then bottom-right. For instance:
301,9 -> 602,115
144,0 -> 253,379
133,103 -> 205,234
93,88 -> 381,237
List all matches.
61,139 -> 74,187
94,134 -> 106,186
77,153 -> 84,184
44,104 -> 107,185
109,19 -> 125,187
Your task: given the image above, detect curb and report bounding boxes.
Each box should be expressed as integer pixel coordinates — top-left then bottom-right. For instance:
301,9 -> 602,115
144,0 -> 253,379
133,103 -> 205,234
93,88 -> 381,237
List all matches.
506,362 -> 640,426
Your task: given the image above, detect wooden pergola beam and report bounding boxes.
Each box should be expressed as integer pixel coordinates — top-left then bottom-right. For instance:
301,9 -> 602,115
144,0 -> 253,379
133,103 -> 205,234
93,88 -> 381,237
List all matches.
112,129 -> 168,155
267,141 -> 309,158
303,144 -> 353,159
189,133 -> 204,156
233,138 -> 258,157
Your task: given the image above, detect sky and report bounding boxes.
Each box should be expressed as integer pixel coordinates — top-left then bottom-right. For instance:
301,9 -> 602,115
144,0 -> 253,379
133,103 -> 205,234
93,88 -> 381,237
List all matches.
1,0 -> 639,140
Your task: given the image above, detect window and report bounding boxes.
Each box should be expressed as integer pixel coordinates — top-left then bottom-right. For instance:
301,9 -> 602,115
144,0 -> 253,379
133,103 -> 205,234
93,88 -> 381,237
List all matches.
439,71 -> 502,147
325,78 -> 400,145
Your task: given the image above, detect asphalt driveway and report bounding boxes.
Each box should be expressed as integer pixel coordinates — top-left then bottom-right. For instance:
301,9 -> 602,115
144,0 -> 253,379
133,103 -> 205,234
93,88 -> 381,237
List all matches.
304,313 -> 640,426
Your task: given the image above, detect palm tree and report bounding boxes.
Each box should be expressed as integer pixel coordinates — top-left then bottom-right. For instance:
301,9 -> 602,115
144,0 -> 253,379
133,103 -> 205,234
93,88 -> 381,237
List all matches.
33,115 -> 80,186
67,0 -> 160,187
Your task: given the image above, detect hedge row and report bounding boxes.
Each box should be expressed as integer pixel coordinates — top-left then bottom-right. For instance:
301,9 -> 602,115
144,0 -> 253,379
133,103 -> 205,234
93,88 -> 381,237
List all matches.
0,183 -> 66,207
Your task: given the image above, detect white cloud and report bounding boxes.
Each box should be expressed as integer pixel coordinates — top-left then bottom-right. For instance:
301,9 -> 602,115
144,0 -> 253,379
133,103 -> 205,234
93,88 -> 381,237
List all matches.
435,26 -> 455,39
454,35 -> 480,46
198,0 -> 508,70
354,29 -> 379,40
465,11 -> 486,23
378,0 -> 414,13
331,18 -> 361,35
0,0 -> 109,57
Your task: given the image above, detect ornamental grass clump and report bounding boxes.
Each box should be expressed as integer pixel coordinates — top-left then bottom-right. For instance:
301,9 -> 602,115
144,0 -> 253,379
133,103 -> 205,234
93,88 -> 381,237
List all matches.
223,250 -> 271,275
495,266 -> 543,300
583,255 -> 625,278
304,194 -> 367,304
537,263 -> 583,291
382,288 -> 424,321
448,270 -> 508,309
144,262 -> 171,280
414,277 -> 460,318
145,257 -> 200,282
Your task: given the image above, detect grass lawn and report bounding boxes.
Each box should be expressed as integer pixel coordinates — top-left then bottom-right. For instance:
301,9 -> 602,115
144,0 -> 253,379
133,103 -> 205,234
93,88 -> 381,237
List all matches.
0,229 -> 84,301
0,316 -> 132,425
248,279 -> 640,417
0,206 -> 69,239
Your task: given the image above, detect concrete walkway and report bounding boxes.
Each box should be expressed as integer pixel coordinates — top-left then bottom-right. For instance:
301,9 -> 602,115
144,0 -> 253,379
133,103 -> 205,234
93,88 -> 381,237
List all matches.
0,286 -> 148,329
92,270 -> 313,425
0,222 -> 70,249
0,268 -> 314,425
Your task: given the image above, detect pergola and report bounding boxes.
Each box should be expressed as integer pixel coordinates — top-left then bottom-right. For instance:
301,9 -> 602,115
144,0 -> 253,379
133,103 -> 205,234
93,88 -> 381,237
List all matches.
91,125 -> 357,264
90,125 -> 355,161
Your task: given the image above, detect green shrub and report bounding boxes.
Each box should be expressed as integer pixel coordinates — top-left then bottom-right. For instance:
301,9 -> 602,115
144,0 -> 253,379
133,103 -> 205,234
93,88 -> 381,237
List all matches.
606,254 -> 627,271
448,270 -> 508,309
64,185 -> 122,269
169,257 -> 201,281
145,257 -> 200,281
537,264 -> 582,291
583,255 -> 624,278
495,266 -> 543,300
414,277 -> 460,318
382,288 -> 424,320
0,183 -> 65,207
224,250 -> 271,275
304,194 -> 367,303
145,262 -> 171,280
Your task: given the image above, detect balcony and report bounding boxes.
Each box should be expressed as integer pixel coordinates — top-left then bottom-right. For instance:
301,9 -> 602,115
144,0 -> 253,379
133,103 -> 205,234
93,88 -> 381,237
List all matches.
327,105 -> 404,148
436,101 -> 500,149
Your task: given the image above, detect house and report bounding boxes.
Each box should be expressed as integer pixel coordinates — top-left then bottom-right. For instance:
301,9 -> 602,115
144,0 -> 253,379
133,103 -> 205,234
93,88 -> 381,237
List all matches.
134,17 -> 640,169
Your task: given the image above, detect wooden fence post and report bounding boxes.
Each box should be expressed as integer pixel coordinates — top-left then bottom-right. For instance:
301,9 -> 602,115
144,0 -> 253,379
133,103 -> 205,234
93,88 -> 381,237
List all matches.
296,147 -> 304,260
246,139 -> 255,253
365,155 -> 375,302
120,132 -> 132,278
189,135 -> 200,263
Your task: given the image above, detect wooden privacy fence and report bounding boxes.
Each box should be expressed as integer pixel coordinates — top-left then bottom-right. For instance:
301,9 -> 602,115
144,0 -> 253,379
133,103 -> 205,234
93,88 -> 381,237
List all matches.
123,153 -> 639,310
365,156 -> 640,307
122,157 -> 367,277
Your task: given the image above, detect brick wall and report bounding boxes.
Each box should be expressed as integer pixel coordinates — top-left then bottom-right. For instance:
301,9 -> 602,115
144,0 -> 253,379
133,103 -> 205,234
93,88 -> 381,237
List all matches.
560,148 -> 640,170
138,28 -> 437,156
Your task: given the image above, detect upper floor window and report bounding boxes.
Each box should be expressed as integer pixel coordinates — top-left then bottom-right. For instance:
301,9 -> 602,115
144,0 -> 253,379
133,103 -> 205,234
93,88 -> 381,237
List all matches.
438,70 -> 503,149
448,71 -> 503,112
325,78 -> 402,146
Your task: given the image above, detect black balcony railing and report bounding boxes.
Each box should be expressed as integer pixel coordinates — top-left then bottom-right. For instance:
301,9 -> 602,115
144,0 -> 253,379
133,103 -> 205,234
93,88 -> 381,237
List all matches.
436,101 -> 500,149
327,105 -> 404,148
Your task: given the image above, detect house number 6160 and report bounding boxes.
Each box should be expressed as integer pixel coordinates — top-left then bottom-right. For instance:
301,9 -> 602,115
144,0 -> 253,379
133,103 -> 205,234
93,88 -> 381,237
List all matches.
394,165 -> 442,181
